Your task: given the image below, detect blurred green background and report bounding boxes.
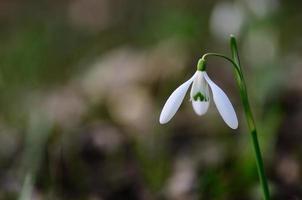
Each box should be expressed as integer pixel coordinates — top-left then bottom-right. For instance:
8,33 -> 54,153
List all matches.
0,0 -> 302,199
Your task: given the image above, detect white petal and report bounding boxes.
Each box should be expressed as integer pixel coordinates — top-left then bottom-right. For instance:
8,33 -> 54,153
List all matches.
192,101 -> 209,116
159,72 -> 197,124
190,71 -> 203,99
203,72 -> 238,129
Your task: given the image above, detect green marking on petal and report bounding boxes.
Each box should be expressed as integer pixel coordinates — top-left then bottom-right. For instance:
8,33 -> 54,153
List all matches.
193,92 -> 206,101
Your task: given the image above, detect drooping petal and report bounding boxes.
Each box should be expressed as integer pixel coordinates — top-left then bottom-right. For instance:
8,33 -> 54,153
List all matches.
192,101 -> 210,116
203,72 -> 238,129
159,72 -> 197,124
190,71 -> 210,116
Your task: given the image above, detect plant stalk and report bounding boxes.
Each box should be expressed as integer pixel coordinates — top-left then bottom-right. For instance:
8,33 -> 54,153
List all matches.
230,35 -> 271,200
201,36 -> 271,200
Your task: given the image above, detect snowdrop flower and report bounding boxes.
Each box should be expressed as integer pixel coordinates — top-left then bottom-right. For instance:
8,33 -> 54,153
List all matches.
159,58 -> 238,129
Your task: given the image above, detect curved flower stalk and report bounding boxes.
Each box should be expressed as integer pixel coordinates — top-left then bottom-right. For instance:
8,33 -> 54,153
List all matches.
159,35 -> 270,200
159,59 -> 238,129
198,37 -> 270,200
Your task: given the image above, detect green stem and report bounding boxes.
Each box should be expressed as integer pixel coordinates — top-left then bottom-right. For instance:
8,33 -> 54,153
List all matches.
230,35 -> 270,200
202,37 -> 271,200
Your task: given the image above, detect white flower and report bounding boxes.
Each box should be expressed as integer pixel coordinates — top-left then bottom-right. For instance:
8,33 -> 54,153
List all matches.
159,70 -> 238,129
